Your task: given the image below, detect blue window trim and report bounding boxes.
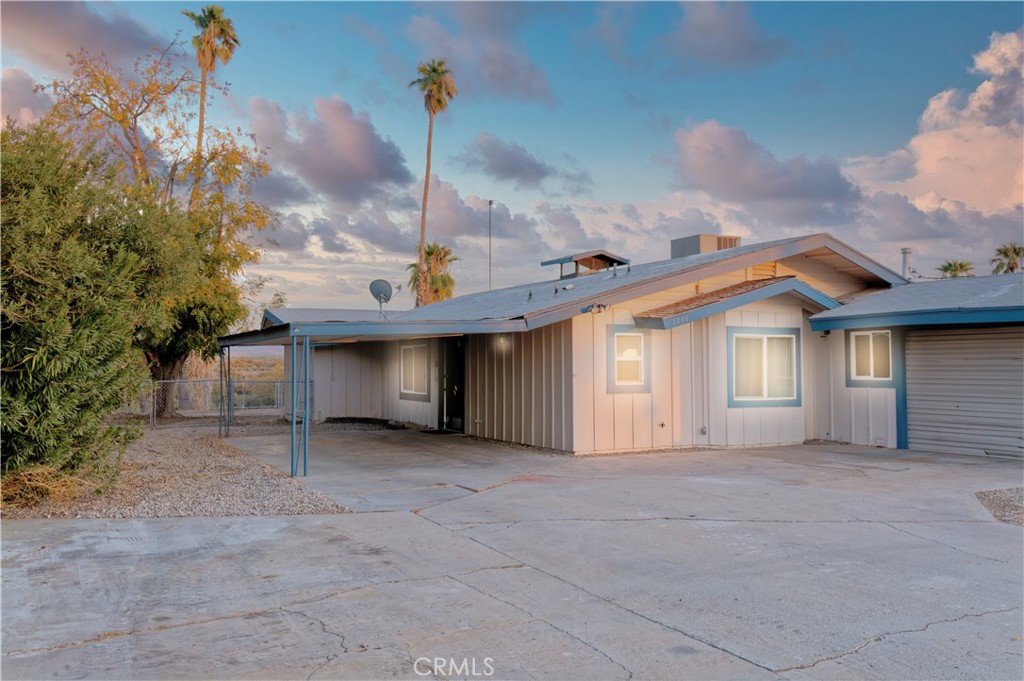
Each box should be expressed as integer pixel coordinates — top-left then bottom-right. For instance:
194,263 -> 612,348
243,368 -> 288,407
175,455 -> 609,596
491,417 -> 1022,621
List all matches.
606,325 -> 652,394
727,326 -> 801,408
845,329 -> 899,389
399,341 -> 431,403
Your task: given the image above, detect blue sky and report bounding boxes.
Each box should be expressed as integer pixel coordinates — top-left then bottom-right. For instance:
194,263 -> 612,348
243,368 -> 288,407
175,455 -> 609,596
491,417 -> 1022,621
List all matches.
3,1 -> 1022,311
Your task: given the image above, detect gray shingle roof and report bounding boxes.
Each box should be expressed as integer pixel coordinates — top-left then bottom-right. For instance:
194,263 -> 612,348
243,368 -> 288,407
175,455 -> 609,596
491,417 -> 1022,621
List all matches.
264,308 -> 409,325
812,274 -> 1024,320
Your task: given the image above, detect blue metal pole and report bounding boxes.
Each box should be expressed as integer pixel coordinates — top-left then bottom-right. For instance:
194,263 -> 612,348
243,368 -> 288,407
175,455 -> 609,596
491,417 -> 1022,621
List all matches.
290,334 -> 297,477
303,336 -> 311,476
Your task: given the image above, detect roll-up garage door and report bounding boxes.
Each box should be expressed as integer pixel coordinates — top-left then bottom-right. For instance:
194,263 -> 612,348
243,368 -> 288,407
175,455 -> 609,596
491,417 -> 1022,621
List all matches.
906,327 -> 1023,458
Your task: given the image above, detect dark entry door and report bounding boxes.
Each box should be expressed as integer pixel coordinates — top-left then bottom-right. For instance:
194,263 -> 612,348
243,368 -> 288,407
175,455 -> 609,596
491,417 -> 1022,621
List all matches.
439,337 -> 466,431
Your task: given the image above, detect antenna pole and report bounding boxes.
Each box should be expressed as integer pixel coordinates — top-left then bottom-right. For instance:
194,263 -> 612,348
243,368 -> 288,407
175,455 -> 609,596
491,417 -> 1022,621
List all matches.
488,199 -> 494,290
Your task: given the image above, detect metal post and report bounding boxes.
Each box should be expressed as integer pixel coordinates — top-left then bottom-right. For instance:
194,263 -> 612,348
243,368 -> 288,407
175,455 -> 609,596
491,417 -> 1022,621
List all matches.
218,350 -> 224,438
302,336 -> 311,476
225,346 -> 233,434
488,199 -> 494,290
290,334 -> 298,477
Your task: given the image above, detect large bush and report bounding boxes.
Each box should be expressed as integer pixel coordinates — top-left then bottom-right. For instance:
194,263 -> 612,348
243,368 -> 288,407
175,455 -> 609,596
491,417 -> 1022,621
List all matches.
1,122 -> 196,477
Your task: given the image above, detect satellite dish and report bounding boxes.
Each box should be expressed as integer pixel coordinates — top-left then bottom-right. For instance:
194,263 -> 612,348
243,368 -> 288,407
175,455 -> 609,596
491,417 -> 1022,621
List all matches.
369,279 -> 393,304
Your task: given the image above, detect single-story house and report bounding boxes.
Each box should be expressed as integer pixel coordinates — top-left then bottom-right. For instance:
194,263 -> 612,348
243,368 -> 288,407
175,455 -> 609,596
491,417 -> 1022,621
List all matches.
219,233 -> 1023,466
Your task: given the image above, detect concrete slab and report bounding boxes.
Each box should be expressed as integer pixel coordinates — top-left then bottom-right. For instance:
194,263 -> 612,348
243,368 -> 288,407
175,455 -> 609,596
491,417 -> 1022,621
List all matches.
3,432 -> 1022,679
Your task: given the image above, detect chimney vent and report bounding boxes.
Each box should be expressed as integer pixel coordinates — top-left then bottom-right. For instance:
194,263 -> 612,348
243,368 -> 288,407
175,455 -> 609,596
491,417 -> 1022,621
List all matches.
672,234 -> 742,258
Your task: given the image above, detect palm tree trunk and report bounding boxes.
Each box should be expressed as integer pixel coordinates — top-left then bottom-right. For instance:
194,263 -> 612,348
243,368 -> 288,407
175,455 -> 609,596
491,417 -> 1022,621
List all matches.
191,68 -> 208,208
417,111 -> 434,307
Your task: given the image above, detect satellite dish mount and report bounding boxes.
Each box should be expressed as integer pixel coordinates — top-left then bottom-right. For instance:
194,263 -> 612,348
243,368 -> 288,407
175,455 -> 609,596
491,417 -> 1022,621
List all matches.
369,279 -> 393,321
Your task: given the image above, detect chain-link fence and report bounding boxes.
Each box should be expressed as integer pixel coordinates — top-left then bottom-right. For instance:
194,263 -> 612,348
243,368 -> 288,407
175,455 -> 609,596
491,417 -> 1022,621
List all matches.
118,380 -> 307,427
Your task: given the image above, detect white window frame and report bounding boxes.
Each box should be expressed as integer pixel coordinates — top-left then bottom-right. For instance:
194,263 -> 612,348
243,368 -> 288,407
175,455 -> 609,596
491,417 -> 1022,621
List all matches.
850,330 -> 892,380
614,332 -> 645,386
400,343 -> 429,398
732,332 -> 797,401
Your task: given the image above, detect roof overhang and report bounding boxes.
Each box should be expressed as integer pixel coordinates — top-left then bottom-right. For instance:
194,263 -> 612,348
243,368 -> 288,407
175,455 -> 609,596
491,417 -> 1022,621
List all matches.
522,233 -> 903,331
810,307 -> 1024,331
633,277 -> 840,330
219,319 -> 528,347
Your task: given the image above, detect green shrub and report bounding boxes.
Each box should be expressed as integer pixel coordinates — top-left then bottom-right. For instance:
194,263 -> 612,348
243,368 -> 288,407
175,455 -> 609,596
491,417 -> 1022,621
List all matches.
1,122 -> 193,477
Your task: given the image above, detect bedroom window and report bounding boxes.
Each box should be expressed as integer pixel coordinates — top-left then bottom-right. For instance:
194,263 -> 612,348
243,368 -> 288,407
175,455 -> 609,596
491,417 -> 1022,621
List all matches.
400,343 -> 429,401
728,327 -> 801,407
850,330 -> 891,380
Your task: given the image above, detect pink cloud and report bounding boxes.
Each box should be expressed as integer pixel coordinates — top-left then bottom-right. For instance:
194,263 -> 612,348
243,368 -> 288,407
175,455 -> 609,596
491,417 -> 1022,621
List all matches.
1,1 -> 167,75
1,67 -> 53,125
250,96 -> 413,207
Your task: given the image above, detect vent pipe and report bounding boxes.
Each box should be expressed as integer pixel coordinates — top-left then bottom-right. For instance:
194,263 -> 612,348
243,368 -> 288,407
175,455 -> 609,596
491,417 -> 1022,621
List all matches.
901,248 -> 912,278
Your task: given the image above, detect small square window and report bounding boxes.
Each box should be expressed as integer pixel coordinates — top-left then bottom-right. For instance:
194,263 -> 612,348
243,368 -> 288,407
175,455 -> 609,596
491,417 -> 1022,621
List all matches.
606,326 -> 651,394
850,331 -> 891,380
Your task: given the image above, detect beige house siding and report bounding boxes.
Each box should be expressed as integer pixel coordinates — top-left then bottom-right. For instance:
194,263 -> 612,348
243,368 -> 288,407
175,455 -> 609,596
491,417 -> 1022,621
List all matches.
818,332 -> 897,447
465,321 -> 573,451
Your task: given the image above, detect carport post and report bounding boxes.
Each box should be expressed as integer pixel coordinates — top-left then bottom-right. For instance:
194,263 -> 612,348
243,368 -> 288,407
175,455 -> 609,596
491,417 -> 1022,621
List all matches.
290,334 -> 298,477
302,334 -> 310,476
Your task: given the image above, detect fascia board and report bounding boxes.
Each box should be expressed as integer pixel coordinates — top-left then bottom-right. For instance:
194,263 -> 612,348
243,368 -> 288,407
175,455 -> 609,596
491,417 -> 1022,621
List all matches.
809,307 -> 1024,330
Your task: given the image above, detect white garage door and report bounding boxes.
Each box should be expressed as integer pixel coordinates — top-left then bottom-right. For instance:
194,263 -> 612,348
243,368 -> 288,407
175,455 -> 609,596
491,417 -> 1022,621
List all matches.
906,327 -> 1023,458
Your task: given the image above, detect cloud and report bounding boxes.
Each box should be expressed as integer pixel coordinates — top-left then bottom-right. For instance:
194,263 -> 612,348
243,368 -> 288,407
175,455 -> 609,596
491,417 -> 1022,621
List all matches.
1,1 -> 168,75
404,6 -> 553,104
668,2 -> 788,69
848,28 -> 1023,215
586,4 -> 637,66
674,120 -> 861,225
250,96 -> 413,207
250,171 -> 314,208
457,132 -> 593,196
256,212 -> 312,253
1,67 -> 53,125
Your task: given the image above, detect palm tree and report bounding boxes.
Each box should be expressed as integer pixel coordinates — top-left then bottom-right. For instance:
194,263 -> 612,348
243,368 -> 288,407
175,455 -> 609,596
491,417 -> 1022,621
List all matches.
991,243 -> 1024,274
407,242 -> 459,305
182,5 -> 240,204
937,259 -> 974,278
409,59 -> 458,307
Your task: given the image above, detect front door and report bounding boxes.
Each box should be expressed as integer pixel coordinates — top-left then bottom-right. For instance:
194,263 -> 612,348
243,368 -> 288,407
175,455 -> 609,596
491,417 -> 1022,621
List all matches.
439,337 -> 466,431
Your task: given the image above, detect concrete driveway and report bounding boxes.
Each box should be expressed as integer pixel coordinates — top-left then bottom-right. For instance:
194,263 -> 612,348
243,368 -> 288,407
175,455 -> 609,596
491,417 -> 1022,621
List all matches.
3,431 -> 1021,680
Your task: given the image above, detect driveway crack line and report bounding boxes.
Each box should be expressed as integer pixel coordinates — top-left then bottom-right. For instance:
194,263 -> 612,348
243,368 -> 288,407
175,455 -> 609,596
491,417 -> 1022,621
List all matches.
774,607 -> 1021,673
880,522 -> 1007,563
448,575 -> 634,681
413,511 -> 774,675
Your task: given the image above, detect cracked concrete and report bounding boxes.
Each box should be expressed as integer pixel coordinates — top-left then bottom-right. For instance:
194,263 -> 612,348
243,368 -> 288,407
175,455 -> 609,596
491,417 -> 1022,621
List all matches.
3,430 -> 1022,679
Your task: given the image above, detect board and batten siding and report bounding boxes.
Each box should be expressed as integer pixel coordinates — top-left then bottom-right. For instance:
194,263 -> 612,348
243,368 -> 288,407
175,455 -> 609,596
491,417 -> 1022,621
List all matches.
284,344 -> 385,422
906,327 -> 1024,458
465,322 -> 573,451
816,332 -> 897,448
571,281 -> 814,454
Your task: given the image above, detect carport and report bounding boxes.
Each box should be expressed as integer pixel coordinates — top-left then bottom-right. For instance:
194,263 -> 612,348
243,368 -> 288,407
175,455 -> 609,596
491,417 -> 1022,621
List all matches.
217,317 -> 525,476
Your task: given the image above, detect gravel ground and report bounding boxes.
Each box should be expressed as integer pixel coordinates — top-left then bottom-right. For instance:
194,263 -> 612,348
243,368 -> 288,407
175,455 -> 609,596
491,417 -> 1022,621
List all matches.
2,426 -> 346,519
975,487 -> 1024,526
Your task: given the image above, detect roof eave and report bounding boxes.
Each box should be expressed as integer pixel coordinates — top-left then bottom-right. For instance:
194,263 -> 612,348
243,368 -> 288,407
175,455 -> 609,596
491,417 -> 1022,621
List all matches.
809,307 -> 1024,330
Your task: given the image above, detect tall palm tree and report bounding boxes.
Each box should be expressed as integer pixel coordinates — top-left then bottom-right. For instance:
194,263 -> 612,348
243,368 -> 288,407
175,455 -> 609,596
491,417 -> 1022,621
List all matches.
407,242 -> 459,305
409,59 -> 458,307
937,259 -> 974,278
182,4 -> 239,204
991,243 -> 1024,274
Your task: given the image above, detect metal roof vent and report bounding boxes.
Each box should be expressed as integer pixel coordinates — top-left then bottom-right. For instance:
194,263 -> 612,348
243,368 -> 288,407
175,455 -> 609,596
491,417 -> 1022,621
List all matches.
671,234 -> 742,258
541,249 -> 631,279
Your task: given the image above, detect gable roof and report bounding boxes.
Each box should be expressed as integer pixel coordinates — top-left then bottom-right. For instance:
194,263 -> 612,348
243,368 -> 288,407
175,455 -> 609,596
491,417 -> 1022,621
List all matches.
634,276 -> 840,330
810,274 -> 1024,330
221,232 -> 904,347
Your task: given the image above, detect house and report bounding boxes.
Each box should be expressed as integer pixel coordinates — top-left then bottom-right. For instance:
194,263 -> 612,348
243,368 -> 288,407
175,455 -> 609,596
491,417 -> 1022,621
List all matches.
219,233 -> 1023,468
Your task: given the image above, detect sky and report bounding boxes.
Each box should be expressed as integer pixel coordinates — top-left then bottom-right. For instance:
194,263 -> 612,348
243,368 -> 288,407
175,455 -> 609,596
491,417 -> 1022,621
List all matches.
3,1 -> 1023,313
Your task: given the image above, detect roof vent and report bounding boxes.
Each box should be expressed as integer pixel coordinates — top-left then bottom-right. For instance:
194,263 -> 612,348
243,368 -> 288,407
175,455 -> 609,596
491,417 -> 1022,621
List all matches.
671,234 -> 742,258
541,249 -> 630,279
